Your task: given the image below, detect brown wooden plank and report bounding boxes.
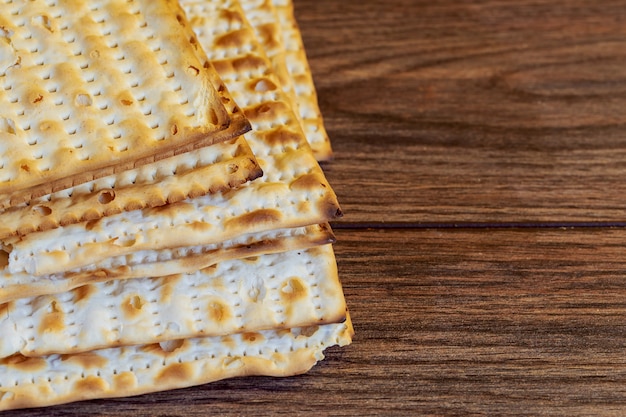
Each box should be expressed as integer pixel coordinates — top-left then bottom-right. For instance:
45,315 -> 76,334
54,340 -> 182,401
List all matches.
12,227 -> 626,416
295,0 -> 626,224
331,227 -> 626,416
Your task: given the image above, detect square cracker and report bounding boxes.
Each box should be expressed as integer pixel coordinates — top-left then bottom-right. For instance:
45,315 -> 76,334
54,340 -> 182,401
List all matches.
0,54 -> 258,239
237,0 -> 298,118
0,223 -> 335,303
239,0 -> 333,160
0,137 -> 261,239
0,317 -> 353,411
0,245 -> 347,358
0,0 -> 246,208
4,0 -> 342,277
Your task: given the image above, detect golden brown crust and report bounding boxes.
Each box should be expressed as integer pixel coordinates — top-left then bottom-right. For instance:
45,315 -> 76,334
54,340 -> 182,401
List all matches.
272,0 -> 333,161
0,319 -> 353,411
0,0 -> 244,208
240,0 -> 333,161
0,137 -> 262,238
0,245 -> 348,359
0,138 -> 262,240
0,26 -> 257,240
0,224 -> 334,303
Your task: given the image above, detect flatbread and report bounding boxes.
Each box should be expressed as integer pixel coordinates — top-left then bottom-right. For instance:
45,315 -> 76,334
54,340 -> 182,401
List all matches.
237,0 -> 298,117
0,317 -> 353,411
273,0 -> 333,160
0,137 -> 261,239
0,0 -> 247,208
239,0 -> 333,160
0,223 -> 335,303
0,4 -> 257,239
0,2 -> 352,412
4,0 -> 341,277
0,244 -> 347,358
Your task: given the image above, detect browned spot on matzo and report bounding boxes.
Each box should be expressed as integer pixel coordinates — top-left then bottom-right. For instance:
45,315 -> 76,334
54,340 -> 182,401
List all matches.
0,354 -> 47,372
200,264 -> 219,275
189,221 -> 212,233
288,173 -> 325,191
281,277 -> 308,302
242,332 -> 265,344
256,23 -> 281,50
113,372 -> 137,391
157,363 -> 193,384
97,190 -> 115,205
0,302 -> 9,318
300,325 -> 320,337
208,300 -> 231,324
215,29 -> 249,49
32,204 -> 52,216
74,375 -> 109,394
84,220 -> 99,232
38,300 -> 64,334
243,100 -> 291,124
60,352 -> 109,370
122,295 -> 146,318
140,343 -> 167,356
0,250 -> 7,269
225,208 -> 283,233
232,54 -> 269,75
264,126 -> 301,147
218,8 -> 245,26
71,285 -> 96,304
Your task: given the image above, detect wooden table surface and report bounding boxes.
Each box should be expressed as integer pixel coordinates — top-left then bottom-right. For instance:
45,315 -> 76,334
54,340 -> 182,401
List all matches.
15,0 -> 626,415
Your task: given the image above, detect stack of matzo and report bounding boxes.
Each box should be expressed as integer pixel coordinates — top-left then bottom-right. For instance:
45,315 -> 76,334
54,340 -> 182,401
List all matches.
0,0 -> 352,411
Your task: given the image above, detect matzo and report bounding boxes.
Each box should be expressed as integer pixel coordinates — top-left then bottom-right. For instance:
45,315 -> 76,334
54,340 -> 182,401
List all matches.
0,317 -> 353,411
4,0 -> 342,277
0,224 -> 334,303
0,137 -> 261,239
273,0 -> 333,160
239,0 -> 333,160
0,50 -> 257,239
235,0 -> 298,119
0,245 -> 346,358
0,0 -> 244,208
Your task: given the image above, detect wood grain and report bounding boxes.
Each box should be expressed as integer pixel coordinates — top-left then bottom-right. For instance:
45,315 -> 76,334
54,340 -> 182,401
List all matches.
296,0 -> 626,224
333,228 -> 626,416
